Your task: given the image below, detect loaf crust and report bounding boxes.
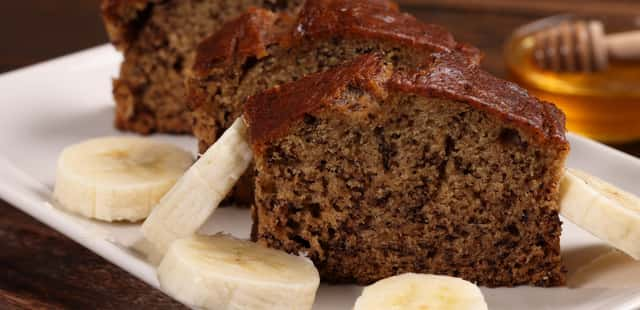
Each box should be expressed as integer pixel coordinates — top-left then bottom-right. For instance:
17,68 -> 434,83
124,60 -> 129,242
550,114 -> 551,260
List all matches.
191,0 -> 472,78
188,0 -> 481,151
246,52 -> 567,150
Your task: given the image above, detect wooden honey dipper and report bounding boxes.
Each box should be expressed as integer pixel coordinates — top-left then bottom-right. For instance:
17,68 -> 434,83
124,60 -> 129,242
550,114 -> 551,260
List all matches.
533,20 -> 640,72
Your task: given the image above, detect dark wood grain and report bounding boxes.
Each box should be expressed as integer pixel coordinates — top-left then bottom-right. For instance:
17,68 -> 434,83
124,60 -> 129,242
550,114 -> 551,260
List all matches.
0,1 -> 639,309
0,201 -> 185,309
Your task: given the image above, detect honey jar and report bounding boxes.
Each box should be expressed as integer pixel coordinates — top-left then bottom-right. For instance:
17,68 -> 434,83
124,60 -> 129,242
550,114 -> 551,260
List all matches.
505,15 -> 640,143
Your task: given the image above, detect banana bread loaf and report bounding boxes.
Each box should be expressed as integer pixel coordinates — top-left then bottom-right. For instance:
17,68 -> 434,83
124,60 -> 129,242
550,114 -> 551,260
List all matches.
243,54 -> 569,287
187,0 -> 479,204
187,0 -> 481,151
101,0 -> 300,134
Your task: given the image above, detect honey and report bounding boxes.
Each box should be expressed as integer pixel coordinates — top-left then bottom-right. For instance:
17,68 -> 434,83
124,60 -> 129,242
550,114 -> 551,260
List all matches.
505,17 -> 640,143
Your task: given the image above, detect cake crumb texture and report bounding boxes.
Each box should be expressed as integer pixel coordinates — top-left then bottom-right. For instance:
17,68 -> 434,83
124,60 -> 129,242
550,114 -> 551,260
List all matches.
246,55 -> 569,287
102,0 -> 301,134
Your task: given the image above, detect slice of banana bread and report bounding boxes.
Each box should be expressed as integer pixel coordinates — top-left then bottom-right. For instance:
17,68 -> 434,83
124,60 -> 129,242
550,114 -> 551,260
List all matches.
187,0 -> 481,151
101,0 -> 301,134
243,54 -> 570,287
187,0 -> 479,204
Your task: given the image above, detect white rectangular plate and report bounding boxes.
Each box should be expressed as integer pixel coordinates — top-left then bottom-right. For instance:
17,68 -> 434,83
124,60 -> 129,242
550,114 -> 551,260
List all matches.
1,45 -> 640,309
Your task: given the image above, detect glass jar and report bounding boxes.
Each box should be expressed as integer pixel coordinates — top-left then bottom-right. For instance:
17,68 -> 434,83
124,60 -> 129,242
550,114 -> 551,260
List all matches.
505,15 -> 640,143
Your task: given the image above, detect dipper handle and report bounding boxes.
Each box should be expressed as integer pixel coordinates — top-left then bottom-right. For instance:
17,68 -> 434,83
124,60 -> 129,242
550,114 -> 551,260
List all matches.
533,20 -> 640,72
606,31 -> 640,60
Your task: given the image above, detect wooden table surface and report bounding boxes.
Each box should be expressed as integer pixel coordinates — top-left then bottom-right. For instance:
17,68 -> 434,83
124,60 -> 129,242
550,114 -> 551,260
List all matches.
1,1 -> 638,309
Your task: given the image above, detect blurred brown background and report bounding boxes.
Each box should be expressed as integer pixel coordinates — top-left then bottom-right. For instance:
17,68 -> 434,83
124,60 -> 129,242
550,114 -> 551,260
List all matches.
0,1 -> 638,309
2,1 -> 639,75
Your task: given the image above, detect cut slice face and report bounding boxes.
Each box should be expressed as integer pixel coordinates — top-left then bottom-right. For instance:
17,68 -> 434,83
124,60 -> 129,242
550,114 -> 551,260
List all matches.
353,273 -> 488,310
141,117 -> 253,253
53,137 -> 193,222
157,235 -> 320,310
560,168 -> 640,259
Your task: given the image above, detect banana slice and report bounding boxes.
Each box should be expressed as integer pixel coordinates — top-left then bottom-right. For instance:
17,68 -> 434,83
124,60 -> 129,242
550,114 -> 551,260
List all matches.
53,137 -> 193,222
560,168 -> 640,259
142,118 -> 253,253
353,273 -> 488,310
158,234 -> 320,310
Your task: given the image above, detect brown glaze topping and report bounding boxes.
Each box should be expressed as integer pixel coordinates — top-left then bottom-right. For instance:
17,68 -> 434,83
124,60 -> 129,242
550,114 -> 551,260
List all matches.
293,0 -> 454,50
193,0 -> 472,76
390,52 -> 568,145
193,8 -> 292,74
243,54 -> 390,150
244,53 -> 568,150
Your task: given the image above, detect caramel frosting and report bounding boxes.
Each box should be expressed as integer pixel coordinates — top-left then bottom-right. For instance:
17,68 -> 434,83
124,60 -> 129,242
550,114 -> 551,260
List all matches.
193,0 -> 480,76
244,53 -> 568,151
